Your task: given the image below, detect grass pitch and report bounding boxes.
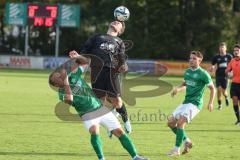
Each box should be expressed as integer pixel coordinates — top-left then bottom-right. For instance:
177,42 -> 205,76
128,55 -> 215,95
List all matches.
0,69 -> 239,160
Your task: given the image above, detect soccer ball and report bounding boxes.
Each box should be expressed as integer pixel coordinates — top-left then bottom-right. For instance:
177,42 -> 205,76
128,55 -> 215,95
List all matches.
114,6 -> 130,22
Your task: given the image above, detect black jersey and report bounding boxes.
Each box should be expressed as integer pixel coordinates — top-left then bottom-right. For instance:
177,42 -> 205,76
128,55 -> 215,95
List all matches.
81,33 -> 126,70
211,53 -> 232,77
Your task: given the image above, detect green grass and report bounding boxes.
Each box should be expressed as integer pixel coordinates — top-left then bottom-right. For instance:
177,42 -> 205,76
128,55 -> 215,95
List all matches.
0,69 -> 239,160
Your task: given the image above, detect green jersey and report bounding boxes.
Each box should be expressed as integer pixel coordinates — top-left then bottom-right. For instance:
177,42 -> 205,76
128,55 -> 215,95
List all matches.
183,67 -> 212,110
59,67 -> 102,116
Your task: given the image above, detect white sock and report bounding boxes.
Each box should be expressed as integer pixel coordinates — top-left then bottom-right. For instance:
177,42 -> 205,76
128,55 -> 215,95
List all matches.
184,137 -> 191,143
174,146 -> 180,151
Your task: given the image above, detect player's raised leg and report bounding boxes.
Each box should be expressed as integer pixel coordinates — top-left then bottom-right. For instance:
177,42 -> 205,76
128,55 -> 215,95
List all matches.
109,96 -> 132,133
167,116 -> 192,155
168,116 -> 187,156
168,117 -> 187,141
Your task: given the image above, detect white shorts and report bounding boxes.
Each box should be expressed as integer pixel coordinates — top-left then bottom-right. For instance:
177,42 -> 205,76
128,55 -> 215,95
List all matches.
83,111 -> 121,131
172,103 -> 200,123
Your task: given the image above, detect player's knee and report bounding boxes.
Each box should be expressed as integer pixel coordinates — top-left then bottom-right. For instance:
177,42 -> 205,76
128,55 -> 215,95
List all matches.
217,88 -> 222,94
168,122 -> 174,128
112,128 -> 124,137
177,122 -> 184,128
167,120 -> 176,128
176,117 -> 187,128
89,125 -> 99,135
224,91 -> 228,96
167,116 -> 176,128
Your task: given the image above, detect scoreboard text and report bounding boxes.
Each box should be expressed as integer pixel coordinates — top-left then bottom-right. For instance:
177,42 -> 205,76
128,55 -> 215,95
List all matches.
28,4 -> 58,27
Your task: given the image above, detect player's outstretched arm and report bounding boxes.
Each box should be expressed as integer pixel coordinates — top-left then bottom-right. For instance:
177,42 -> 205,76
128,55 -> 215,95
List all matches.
62,71 -> 73,104
69,50 -> 90,65
207,82 -> 215,112
69,50 -> 80,58
171,81 -> 186,97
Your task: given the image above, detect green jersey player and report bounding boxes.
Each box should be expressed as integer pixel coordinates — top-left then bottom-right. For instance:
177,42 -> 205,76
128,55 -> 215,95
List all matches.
49,53 -> 148,160
167,51 -> 216,156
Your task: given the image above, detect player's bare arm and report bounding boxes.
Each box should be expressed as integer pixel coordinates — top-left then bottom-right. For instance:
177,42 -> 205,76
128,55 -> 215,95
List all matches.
69,50 -> 80,58
171,81 -> 186,97
69,50 -> 90,65
225,68 -> 231,75
208,64 -> 216,73
63,75 -> 73,104
118,63 -> 128,73
207,82 -> 215,112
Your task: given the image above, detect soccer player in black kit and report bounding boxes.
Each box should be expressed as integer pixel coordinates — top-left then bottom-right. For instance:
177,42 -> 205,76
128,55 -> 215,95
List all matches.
209,42 -> 232,110
69,21 -> 132,134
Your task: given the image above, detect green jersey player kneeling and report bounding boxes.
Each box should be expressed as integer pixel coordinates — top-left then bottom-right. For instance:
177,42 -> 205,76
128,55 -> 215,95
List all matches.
167,51 -> 216,157
49,53 -> 148,160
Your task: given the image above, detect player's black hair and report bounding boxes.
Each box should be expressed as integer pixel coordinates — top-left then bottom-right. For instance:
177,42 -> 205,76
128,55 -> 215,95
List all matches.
234,44 -> 240,49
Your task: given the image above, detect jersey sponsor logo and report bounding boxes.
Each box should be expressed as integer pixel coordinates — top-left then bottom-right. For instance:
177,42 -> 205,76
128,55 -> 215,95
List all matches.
186,80 -> 196,86
219,62 -> 227,68
71,85 -> 90,96
100,42 -> 116,54
69,77 -> 78,84
193,73 -> 198,78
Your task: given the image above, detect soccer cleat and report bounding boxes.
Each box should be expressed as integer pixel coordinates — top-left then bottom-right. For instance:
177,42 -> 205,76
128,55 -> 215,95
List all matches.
132,155 -> 149,160
235,121 -> 240,126
167,148 -> 180,157
182,141 -> 193,155
107,130 -> 113,139
225,98 -> 229,106
99,158 -> 105,160
218,105 -> 222,110
124,120 -> 132,134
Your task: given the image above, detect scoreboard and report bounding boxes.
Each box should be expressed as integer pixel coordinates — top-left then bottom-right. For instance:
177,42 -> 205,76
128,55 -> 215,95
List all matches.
4,2 -> 80,56
28,4 -> 58,27
5,3 -> 80,28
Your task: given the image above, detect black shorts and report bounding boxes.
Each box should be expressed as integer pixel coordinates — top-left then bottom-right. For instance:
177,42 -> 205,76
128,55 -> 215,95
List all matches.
230,83 -> 240,99
91,67 -> 121,98
216,77 -> 228,89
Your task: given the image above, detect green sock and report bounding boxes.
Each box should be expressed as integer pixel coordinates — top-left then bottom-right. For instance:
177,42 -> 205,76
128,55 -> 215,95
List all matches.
119,134 -> 137,158
175,128 -> 187,147
91,134 -> 104,159
171,127 -> 187,141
